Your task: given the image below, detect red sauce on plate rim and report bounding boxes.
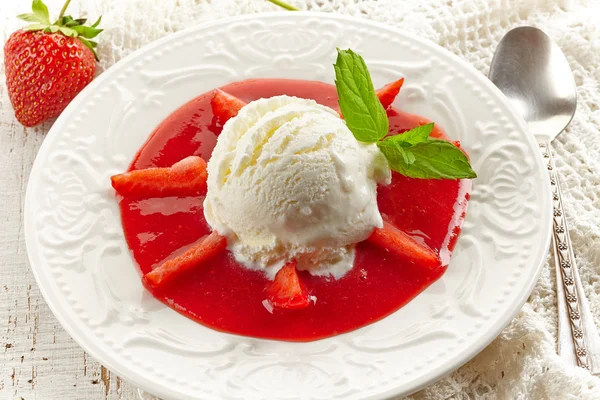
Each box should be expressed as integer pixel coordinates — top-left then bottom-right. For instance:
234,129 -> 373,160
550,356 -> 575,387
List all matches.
118,79 -> 470,341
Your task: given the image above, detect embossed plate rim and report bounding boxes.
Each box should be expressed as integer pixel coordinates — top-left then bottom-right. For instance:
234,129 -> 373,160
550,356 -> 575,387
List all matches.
24,12 -> 552,400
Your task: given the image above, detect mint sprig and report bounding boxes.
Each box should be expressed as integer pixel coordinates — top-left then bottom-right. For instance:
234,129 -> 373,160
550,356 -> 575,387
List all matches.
17,0 -> 103,60
334,49 -> 476,180
378,137 -> 477,180
386,122 -> 435,146
334,49 -> 389,142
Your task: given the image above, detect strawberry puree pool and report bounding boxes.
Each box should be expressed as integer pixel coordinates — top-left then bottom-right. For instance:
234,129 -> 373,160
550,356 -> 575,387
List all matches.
117,79 -> 470,341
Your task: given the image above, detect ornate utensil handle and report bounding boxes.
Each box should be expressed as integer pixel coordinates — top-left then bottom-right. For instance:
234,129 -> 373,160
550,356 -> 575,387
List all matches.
541,142 -> 600,372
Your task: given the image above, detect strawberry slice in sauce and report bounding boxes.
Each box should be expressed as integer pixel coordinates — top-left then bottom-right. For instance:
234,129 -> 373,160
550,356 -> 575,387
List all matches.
266,260 -> 310,310
368,221 -> 441,269
143,231 -> 227,290
111,156 -> 207,199
211,89 -> 247,126
376,78 -> 404,110
212,79 -> 404,126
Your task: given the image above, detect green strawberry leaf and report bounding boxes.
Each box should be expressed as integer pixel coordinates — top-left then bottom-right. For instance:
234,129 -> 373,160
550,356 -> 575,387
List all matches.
78,37 -> 99,61
90,16 -> 102,28
23,23 -> 48,31
15,0 -> 103,61
378,138 -> 477,179
384,123 -> 435,146
71,25 -> 103,39
334,48 -> 388,143
58,26 -> 77,37
17,13 -> 47,24
31,0 -> 51,25
61,15 -> 85,27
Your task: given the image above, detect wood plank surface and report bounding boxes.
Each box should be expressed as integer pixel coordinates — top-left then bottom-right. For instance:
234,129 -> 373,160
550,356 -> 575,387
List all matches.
0,1 -> 140,398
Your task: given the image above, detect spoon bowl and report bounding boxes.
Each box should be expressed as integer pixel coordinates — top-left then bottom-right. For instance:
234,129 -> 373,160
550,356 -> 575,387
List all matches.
488,26 -> 577,141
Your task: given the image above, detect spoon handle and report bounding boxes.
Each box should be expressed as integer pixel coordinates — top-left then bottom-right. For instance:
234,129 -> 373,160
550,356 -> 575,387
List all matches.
541,142 -> 600,374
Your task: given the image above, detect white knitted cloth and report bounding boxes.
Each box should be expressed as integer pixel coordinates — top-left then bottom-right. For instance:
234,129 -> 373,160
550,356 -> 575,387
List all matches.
1,0 -> 600,398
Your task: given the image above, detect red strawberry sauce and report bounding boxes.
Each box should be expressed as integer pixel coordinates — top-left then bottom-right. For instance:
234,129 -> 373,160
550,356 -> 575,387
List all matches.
119,79 -> 470,341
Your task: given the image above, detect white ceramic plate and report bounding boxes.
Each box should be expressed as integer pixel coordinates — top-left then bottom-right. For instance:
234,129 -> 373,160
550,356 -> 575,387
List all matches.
25,12 -> 551,400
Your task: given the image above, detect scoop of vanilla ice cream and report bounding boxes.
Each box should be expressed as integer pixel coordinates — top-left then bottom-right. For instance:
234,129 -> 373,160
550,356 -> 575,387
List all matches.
203,95 -> 390,279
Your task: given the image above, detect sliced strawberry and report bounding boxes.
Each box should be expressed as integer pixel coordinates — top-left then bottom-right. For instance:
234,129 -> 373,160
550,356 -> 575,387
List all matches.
111,156 -> 207,199
376,78 -> 405,110
368,221 -> 441,269
143,231 -> 227,290
211,89 -> 247,126
266,260 -> 310,310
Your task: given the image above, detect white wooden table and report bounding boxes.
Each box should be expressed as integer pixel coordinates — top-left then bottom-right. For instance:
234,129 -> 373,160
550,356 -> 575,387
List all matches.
0,1 -> 138,395
0,112 -> 141,399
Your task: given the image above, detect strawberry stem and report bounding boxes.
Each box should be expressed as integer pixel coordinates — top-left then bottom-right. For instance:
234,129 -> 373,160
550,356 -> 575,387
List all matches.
266,0 -> 299,11
57,0 -> 72,21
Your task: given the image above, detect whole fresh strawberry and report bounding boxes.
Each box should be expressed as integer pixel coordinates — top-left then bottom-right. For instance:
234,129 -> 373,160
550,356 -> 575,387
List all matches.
4,0 -> 102,127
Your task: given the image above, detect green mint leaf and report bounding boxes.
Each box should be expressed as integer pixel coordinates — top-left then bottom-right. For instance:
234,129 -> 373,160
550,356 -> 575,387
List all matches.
90,16 -> 102,28
377,140 -> 413,168
378,139 -> 477,179
17,13 -> 48,24
334,48 -> 388,143
71,25 -> 103,39
398,145 -> 416,165
383,123 -> 435,146
31,0 -> 51,25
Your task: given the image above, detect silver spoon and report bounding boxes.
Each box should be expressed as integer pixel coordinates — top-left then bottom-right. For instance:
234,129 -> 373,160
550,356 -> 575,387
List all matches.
489,26 -> 600,374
